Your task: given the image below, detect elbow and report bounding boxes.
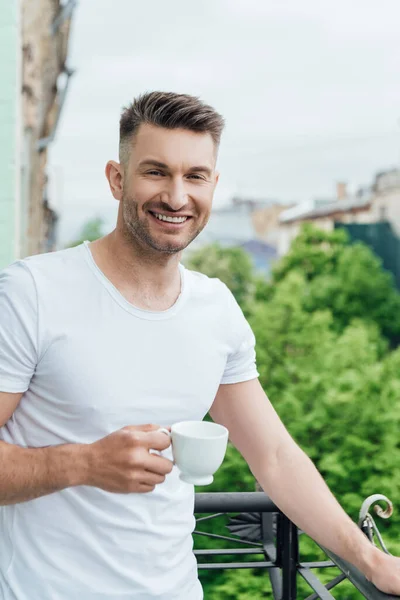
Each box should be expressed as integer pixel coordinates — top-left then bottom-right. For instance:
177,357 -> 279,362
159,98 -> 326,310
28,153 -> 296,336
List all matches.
251,438 -> 305,490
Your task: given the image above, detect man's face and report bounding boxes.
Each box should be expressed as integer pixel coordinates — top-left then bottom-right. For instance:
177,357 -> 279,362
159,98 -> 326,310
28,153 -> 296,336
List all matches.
120,124 -> 219,255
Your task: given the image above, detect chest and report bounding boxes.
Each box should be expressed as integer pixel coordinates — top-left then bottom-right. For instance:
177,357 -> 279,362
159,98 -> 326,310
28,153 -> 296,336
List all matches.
30,314 -> 230,439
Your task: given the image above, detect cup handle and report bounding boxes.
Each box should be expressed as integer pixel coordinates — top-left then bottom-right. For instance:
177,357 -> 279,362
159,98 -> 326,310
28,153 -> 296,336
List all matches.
149,428 -> 173,459
158,427 -> 171,438
156,428 -> 175,465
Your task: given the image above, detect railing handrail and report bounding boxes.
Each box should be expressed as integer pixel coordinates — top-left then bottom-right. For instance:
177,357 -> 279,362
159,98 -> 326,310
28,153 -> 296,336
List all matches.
194,491 -> 399,600
320,546 -> 399,600
195,491 -> 279,513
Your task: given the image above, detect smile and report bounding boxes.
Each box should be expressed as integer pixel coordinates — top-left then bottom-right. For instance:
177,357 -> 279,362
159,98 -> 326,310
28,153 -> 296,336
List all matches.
151,212 -> 189,224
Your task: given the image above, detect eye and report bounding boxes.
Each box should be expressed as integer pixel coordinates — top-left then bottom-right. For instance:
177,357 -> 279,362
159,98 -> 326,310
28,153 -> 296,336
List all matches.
187,174 -> 205,181
146,170 -> 164,176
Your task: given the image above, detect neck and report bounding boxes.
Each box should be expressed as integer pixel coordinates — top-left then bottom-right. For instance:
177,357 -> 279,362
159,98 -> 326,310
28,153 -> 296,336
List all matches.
110,228 -> 182,286
88,229 -> 183,311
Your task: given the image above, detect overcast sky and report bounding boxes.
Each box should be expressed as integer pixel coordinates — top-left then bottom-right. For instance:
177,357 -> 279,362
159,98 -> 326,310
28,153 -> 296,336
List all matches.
48,0 -> 400,245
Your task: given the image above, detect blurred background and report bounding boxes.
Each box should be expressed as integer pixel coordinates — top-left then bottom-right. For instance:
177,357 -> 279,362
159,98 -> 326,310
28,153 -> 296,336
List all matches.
1,0 -> 400,598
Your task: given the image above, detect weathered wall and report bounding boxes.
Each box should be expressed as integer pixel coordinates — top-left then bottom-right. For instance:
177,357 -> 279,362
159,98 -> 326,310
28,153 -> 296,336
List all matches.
252,204 -> 293,248
0,0 -> 73,268
21,0 -> 71,256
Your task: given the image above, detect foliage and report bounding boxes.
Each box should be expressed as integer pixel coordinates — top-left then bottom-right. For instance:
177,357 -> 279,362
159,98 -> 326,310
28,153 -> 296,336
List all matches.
191,224 -> 400,599
272,225 -> 349,282
66,217 -> 104,248
250,274 -> 400,525
186,243 -> 256,312
207,569 -> 272,599
272,223 -> 400,343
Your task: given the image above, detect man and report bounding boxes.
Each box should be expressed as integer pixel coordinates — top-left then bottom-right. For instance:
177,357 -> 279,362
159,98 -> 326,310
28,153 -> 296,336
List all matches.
0,91 -> 399,600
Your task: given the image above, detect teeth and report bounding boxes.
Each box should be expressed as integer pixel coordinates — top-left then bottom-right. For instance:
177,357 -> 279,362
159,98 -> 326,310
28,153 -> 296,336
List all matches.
153,213 -> 187,223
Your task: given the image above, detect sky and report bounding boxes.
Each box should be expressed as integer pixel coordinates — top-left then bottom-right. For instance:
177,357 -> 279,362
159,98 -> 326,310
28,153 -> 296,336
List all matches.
48,0 -> 400,246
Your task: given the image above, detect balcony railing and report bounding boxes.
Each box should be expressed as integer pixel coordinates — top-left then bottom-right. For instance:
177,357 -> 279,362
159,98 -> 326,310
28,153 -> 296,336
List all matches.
194,492 -> 397,599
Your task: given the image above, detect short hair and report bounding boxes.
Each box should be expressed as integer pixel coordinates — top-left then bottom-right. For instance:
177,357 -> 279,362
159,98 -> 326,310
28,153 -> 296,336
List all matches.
119,91 -> 225,165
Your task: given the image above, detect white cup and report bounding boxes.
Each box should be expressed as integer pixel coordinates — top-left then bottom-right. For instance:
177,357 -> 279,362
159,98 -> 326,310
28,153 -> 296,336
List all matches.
159,421 -> 229,486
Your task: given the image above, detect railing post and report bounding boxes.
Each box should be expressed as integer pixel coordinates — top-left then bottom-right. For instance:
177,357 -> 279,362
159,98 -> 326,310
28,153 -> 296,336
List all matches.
276,513 -> 298,600
261,512 -> 283,600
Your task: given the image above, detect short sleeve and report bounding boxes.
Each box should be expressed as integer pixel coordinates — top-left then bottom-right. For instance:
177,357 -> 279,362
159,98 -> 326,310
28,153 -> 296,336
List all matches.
0,261 -> 38,393
220,286 -> 259,385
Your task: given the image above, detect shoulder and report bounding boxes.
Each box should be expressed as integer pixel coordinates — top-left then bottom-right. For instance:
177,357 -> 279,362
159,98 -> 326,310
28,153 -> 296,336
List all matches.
0,245 -> 86,303
0,258 -> 36,300
184,267 -> 234,302
12,245 -> 87,288
22,244 -> 85,275
183,267 -> 244,322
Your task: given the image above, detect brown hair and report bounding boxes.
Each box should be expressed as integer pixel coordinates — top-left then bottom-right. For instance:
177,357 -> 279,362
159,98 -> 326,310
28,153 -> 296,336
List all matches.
119,91 -> 225,164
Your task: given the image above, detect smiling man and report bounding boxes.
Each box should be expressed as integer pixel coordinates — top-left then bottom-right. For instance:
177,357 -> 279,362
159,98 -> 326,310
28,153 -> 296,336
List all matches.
0,91 -> 400,600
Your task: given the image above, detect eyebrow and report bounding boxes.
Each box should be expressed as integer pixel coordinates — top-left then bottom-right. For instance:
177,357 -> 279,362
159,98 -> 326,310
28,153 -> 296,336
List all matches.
138,160 -> 213,177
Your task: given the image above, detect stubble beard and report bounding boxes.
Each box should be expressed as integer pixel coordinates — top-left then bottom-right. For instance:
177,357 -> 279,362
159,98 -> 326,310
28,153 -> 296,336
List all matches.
121,194 -> 206,255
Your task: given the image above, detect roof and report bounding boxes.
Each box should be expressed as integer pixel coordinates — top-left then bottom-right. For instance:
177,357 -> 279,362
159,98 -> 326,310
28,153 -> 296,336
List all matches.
240,239 -> 277,259
279,195 -> 371,224
213,198 -> 279,215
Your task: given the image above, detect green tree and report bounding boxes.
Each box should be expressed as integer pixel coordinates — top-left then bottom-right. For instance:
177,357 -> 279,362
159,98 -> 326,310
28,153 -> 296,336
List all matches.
272,223 -> 400,343
191,230 -> 400,598
186,244 -> 256,310
272,224 -> 349,282
250,272 -> 400,521
248,275 -> 400,599
67,217 -> 104,248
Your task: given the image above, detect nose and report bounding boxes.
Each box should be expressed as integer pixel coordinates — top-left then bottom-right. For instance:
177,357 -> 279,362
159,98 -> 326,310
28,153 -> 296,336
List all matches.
160,177 -> 188,211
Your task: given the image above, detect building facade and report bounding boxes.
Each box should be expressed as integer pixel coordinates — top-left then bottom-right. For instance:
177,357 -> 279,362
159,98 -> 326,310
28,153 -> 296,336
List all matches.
0,0 -> 75,270
277,172 -> 400,256
370,169 -> 400,235
251,202 -> 294,249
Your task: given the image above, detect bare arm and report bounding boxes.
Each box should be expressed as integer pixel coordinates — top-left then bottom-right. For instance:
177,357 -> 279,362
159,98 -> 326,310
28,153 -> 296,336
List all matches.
209,379 -> 380,579
0,439 -> 87,504
0,391 -> 89,504
0,392 -> 173,505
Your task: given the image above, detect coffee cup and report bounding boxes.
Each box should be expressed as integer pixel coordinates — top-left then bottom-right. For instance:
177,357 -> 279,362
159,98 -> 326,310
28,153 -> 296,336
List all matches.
159,421 -> 229,486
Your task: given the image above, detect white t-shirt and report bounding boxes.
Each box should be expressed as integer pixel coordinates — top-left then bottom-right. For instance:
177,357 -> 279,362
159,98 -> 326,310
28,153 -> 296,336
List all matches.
0,242 -> 258,600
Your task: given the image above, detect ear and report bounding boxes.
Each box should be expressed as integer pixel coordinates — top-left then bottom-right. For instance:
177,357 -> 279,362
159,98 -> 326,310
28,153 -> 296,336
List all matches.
214,171 -> 220,188
105,160 -> 124,201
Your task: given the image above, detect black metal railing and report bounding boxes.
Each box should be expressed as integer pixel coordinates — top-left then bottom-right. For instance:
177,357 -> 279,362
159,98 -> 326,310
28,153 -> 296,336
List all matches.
194,492 -> 398,600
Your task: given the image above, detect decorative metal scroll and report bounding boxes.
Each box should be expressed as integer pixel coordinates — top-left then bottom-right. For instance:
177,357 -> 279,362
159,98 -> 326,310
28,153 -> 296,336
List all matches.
194,491 -> 397,599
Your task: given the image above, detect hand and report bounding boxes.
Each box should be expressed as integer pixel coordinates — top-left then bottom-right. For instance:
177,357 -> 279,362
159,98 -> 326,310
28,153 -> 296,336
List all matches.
84,424 -> 174,494
366,548 -> 400,595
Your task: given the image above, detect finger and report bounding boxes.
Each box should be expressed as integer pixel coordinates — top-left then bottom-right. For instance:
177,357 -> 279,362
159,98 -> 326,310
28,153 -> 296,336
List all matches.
144,430 -> 172,452
138,483 -> 156,494
141,471 -> 167,486
143,454 -> 174,476
124,424 -> 161,434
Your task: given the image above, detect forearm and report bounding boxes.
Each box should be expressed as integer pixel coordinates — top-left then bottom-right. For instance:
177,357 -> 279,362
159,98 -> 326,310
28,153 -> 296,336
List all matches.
0,440 -> 89,505
256,442 -> 378,577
